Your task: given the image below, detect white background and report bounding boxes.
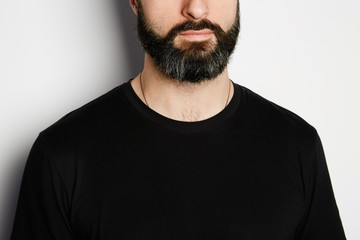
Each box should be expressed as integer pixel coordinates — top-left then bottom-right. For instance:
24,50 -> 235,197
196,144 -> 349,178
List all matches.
1,0 -> 359,239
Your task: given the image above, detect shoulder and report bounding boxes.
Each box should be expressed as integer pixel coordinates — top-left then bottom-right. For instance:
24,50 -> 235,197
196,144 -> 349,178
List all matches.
237,84 -> 319,146
37,83 -> 132,156
30,83 -> 135,186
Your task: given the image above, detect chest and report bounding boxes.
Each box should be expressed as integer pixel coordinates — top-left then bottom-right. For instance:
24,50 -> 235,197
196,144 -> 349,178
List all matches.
70,133 -> 304,240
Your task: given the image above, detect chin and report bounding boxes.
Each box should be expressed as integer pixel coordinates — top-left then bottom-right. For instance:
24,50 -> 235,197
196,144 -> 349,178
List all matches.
175,41 -> 217,56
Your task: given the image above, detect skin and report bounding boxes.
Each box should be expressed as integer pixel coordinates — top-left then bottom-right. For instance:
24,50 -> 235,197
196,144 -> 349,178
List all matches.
129,0 -> 238,122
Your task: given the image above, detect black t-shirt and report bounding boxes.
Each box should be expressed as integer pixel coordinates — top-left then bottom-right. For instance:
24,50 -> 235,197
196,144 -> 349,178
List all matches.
11,80 -> 346,239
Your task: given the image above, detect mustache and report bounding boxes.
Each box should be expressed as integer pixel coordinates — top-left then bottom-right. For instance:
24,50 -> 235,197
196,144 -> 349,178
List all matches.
165,19 -> 226,42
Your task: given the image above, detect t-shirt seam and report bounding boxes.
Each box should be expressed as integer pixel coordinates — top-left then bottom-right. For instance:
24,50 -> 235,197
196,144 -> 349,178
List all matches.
119,81 -> 243,136
37,134 -> 72,208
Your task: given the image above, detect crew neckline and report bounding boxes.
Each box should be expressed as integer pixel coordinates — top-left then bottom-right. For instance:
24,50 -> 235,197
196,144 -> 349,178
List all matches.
120,79 -> 243,134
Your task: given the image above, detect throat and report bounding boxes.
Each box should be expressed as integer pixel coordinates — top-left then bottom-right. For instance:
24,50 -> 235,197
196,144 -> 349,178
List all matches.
178,108 -> 203,122
132,69 -> 233,122
164,101 -> 221,122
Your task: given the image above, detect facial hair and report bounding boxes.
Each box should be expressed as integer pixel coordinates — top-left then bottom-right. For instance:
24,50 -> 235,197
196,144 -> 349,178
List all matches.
136,2 -> 240,84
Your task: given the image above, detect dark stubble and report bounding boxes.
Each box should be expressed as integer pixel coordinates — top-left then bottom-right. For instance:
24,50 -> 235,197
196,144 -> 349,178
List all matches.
136,2 -> 240,84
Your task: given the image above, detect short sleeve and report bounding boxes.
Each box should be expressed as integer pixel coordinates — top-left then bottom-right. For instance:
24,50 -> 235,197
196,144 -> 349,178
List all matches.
296,131 -> 346,239
11,136 -> 75,240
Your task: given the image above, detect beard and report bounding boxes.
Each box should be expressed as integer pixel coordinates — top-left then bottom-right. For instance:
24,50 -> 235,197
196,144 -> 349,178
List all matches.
136,2 -> 240,84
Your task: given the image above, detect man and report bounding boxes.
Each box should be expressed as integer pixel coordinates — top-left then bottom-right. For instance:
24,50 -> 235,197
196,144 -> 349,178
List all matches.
11,0 -> 346,239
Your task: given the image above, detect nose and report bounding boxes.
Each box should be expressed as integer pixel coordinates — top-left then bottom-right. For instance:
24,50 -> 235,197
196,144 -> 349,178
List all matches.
182,0 -> 209,21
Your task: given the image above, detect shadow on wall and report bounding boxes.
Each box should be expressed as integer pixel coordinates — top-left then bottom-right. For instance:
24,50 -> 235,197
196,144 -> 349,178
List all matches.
113,0 -> 144,79
1,151 -> 29,240
1,2 -> 143,239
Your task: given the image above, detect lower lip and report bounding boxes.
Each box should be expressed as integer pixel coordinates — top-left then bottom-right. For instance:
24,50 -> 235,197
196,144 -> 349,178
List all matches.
179,32 -> 214,41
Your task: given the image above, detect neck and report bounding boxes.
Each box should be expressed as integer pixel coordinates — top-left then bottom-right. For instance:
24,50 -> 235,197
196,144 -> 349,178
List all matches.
131,54 -> 234,122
